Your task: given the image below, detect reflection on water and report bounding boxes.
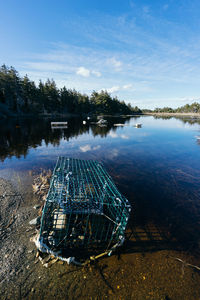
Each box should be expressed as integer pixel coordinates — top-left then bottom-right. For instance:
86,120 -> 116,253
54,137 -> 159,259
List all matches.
0,116 -> 133,162
1,115 -> 200,255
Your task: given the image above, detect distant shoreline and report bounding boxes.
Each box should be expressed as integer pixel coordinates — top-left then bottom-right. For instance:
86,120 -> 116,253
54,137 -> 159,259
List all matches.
2,111 -> 200,120
143,112 -> 200,118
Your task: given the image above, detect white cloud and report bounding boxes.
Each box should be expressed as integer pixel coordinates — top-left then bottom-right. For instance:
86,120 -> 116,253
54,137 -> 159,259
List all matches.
76,67 -> 90,77
107,86 -> 120,93
76,67 -> 101,78
123,84 -> 132,90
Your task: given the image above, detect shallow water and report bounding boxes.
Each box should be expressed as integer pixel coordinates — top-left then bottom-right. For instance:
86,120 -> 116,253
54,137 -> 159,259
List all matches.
1,115 -> 200,245
1,115 -> 200,299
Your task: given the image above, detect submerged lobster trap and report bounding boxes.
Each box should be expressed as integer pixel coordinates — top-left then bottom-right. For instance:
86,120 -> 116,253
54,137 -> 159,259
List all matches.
37,157 -> 131,261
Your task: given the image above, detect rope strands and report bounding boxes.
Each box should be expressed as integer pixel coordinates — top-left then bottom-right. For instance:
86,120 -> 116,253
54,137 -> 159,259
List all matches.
37,157 -> 131,262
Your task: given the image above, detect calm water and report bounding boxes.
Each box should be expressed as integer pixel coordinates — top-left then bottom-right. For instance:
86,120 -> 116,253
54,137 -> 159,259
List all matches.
1,115 -> 200,253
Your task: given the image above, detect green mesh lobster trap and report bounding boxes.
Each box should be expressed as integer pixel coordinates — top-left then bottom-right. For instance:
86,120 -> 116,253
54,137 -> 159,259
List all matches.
37,157 -> 131,261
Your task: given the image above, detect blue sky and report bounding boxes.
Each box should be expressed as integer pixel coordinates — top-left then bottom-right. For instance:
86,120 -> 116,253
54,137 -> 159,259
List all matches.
1,0 -> 200,109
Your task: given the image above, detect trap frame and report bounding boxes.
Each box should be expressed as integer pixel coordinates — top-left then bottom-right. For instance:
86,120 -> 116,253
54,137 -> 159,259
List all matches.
38,157 -> 131,260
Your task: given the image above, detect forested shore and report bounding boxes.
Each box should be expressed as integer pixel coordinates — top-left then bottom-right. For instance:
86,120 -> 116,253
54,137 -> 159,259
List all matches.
1,65 -> 200,119
144,102 -> 200,115
0,65 -> 141,118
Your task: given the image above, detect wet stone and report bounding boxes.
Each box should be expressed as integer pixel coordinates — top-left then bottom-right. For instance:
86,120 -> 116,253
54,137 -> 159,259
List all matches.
29,217 -> 41,226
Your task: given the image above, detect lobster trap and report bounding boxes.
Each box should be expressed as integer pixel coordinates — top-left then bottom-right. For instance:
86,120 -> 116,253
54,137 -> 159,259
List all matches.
38,157 -> 131,260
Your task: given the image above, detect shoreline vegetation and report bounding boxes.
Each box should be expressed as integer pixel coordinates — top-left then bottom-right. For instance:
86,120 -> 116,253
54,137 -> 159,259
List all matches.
1,65 -> 200,119
143,103 -> 200,117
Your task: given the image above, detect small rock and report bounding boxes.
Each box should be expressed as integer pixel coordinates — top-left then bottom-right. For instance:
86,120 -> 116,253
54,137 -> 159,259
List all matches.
30,233 -> 39,243
43,263 -> 49,268
33,204 -> 41,209
10,270 -> 15,276
29,216 -> 41,226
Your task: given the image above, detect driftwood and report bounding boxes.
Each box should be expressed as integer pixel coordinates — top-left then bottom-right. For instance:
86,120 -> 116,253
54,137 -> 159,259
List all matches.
32,170 -> 51,201
170,256 -> 200,273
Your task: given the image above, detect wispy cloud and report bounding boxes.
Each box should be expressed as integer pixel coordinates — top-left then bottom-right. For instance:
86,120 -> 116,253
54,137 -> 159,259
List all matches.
92,70 -> 101,77
123,84 -> 132,90
16,4 -> 200,109
107,57 -> 122,70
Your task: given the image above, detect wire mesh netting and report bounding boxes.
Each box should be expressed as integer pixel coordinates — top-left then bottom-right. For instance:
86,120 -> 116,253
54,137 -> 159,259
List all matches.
39,157 -> 131,257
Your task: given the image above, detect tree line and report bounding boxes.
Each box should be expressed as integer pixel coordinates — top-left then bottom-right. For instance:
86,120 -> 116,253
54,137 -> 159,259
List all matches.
0,65 -> 141,117
147,102 -> 200,114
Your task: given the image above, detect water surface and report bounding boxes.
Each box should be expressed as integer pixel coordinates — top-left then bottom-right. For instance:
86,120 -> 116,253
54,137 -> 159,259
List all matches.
1,115 -> 200,252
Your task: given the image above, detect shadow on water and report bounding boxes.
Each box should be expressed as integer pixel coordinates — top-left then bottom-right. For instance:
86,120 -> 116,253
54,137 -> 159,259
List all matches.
116,166 -> 200,257
1,115 -> 200,258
